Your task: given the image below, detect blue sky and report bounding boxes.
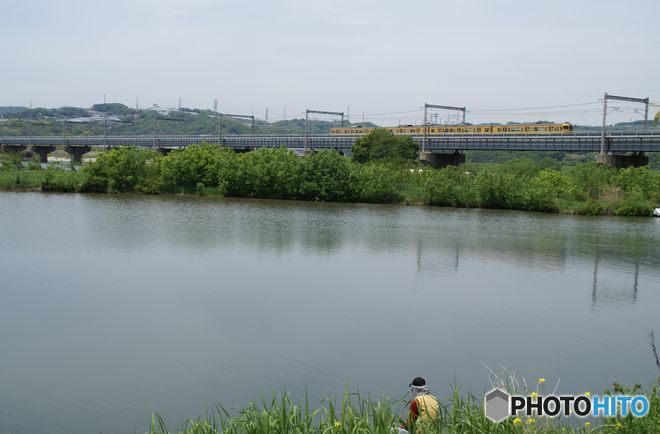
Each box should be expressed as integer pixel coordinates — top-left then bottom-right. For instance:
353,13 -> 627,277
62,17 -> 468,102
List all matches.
1,0 -> 659,125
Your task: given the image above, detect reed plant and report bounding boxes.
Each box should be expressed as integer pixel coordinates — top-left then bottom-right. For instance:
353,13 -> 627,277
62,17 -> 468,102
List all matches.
145,379 -> 658,434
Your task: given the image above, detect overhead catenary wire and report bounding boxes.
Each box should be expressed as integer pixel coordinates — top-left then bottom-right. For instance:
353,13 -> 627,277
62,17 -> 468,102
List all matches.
469,101 -> 601,113
222,98 -> 660,124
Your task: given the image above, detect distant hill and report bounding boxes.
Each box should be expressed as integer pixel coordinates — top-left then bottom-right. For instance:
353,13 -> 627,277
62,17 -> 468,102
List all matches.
91,103 -> 136,116
0,103 -> 375,136
0,106 -> 29,115
1,103 -> 657,136
574,119 -> 660,133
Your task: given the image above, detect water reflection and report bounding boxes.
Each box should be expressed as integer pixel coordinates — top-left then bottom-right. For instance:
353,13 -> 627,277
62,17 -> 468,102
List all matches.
73,195 -> 660,310
591,249 -> 643,308
1,192 -> 659,434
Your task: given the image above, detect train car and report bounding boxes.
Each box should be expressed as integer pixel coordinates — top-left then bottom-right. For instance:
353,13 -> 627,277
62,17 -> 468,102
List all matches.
330,122 -> 573,135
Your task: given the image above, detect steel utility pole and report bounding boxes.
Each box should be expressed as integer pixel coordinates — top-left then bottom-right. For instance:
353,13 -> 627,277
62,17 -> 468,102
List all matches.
217,113 -> 222,146
601,93 -> 650,154
304,109 -> 344,151
219,113 -> 256,141
601,93 -> 608,154
423,103 -> 467,152
153,107 -> 157,147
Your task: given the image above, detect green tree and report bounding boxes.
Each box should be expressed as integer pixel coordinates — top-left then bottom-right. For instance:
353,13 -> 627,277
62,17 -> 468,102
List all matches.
351,128 -> 419,163
299,150 -> 351,201
229,147 -> 301,199
0,152 -> 23,170
474,169 -> 525,209
81,147 -> 161,193
563,163 -> 614,198
349,162 -> 405,203
160,143 -> 230,190
526,169 -> 579,211
424,166 -> 476,207
614,166 -> 660,201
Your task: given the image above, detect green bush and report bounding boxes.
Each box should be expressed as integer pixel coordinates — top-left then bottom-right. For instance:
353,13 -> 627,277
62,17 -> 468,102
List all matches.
351,128 -> 419,163
474,169 -> 527,210
612,188 -> 655,216
41,167 -> 85,192
526,169 -> 580,212
228,147 -> 301,199
614,166 -> 660,202
497,158 -> 543,178
2,146 -> 659,217
349,162 -> 405,203
569,199 -> 606,215
0,152 -> 24,171
160,143 -> 231,191
424,166 -> 476,207
299,150 -> 352,201
81,147 -> 161,193
563,163 -> 615,198
216,148 -> 239,194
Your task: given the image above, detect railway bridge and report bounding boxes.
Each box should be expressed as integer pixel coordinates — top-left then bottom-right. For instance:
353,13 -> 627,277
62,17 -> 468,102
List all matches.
1,133 -> 658,168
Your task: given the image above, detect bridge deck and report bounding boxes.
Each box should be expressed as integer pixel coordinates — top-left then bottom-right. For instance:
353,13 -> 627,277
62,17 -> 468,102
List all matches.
1,133 -> 659,152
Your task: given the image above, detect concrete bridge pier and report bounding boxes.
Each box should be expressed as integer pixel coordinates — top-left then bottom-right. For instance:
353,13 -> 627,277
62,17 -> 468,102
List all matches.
420,151 -> 465,168
2,144 -> 26,154
32,145 -> 56,163
64,145 -> 91,164
596,152 -> 648,169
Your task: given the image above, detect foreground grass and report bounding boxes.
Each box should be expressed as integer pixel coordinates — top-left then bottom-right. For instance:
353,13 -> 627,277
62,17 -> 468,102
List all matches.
147,381 -> 659,434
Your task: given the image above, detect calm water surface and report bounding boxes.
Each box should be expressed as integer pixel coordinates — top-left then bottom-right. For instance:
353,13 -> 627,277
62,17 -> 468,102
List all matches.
0,192 -> 659,434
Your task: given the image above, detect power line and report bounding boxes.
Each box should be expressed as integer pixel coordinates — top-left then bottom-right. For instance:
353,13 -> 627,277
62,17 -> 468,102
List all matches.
361,108 -> 423,117
470,101 -> 601,113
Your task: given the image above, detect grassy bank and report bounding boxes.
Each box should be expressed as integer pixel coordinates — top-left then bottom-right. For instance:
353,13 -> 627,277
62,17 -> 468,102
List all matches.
147,380 -> 659,434
1,145 -> 659,216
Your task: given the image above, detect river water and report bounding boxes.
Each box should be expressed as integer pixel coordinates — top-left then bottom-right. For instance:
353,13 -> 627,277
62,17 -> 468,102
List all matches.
0,192 -> 658,434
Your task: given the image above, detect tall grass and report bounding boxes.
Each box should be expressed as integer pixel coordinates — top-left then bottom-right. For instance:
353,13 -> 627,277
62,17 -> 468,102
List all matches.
145,380 -> 659,434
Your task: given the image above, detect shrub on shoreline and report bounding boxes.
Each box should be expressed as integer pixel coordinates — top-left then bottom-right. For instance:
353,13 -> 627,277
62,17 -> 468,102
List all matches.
1,148 -> 658,217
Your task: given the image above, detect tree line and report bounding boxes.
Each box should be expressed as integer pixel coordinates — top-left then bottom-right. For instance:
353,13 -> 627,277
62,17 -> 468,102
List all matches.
1,128 -> 659,216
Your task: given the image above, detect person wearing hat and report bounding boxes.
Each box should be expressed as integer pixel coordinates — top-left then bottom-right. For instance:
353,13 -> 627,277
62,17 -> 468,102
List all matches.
401,377 -> 440,432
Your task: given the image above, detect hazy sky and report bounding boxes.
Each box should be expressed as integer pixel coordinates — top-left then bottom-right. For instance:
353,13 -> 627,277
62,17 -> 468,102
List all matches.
2,0 -> 659,125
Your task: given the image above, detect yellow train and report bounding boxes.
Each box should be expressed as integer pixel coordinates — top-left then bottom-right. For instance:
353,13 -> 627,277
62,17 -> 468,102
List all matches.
330,122 -> 573,135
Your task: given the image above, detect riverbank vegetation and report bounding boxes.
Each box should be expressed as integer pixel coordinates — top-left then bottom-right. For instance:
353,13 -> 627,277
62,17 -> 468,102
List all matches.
1,143 -> 659,216
146,380 -> 658,434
